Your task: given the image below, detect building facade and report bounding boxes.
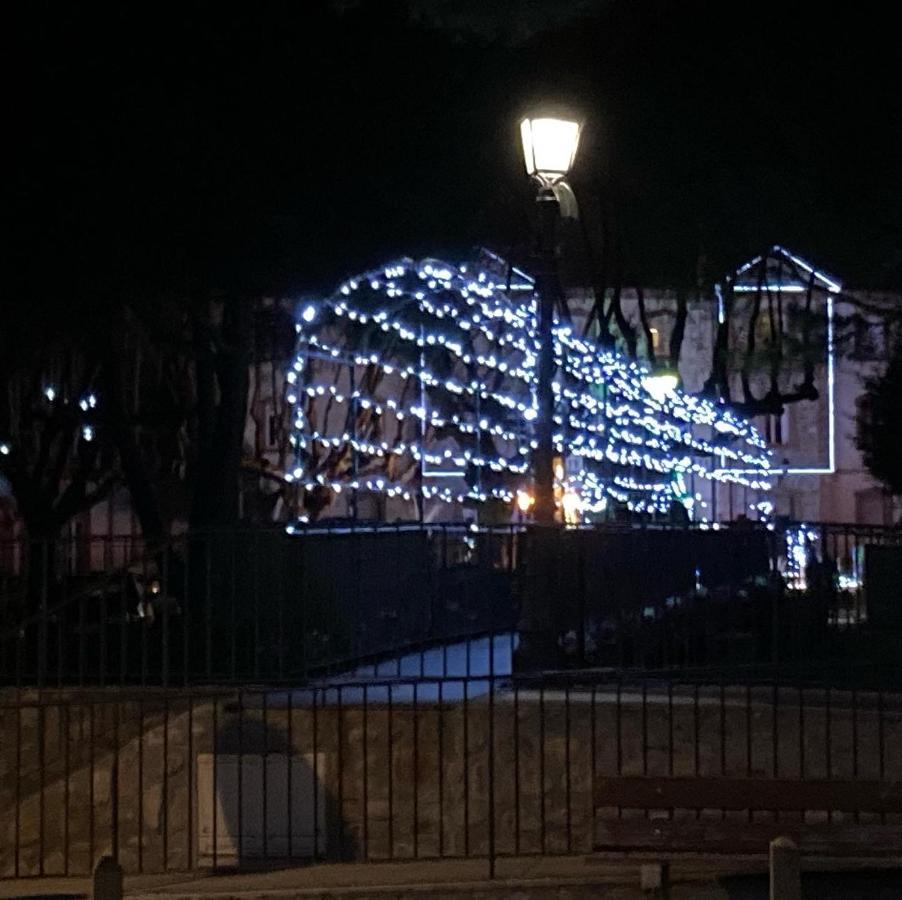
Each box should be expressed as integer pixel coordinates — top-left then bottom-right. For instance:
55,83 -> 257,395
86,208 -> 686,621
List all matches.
573,246 -> 898,525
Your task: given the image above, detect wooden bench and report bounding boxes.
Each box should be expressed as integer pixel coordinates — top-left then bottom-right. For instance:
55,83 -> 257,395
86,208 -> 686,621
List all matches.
594,776 -> 902,856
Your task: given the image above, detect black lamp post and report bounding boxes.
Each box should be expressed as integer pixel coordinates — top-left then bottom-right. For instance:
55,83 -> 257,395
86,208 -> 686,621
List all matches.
519,113 -> 582,524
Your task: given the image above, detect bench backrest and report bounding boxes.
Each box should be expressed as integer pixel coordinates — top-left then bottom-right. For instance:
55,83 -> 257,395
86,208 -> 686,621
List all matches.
595,776 -> 902,815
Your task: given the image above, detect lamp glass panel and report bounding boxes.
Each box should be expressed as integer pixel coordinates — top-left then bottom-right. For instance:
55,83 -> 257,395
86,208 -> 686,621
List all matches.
524,117 -> 580,177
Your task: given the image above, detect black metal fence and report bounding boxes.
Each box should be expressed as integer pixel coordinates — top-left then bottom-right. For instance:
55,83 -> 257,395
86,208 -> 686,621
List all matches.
1,521 -> 901,688
0,526 -> 521,687
3,667 -> 902,879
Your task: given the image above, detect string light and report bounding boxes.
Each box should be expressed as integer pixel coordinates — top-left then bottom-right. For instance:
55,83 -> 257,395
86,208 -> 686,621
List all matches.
287,256 -> 772,520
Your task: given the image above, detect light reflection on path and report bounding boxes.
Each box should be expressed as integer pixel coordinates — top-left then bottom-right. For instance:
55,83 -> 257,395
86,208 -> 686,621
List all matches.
262,633 -> 517,706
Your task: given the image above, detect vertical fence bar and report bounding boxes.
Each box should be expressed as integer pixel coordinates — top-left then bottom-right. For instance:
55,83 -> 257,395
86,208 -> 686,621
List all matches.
162,697 -> 169,870
277,534 -> 285,681
262,690 -> 268,861
514,678 -> 520,856
236,690 -> 243,862
438,679 -> 444,858
386,683 -> 393,859
187,695 -> 194,869
488,583 -> 496,876
137,697 -> 144,872
38,703 -> 45,875
14,703 -> 21,876
825,681 -> 832,780
38,541 -> 48,688
162,548 -> 170,687
252,532 -> 260,681
565,682 -> 572,853
230,536 -> 237,681
56,573 -> 65,687
211,696 -> 217,869
286,688 -> 293,859
412,681 -> 419,861
140,556 -> 149,686
668,681 -> 674,777
463,677 -> 469,857
617,676 -> 624,778
89,702 -> 95,871
746,683 -> 753,781
112,699 -> 120,862
362,683 -> 368,859
78,595 -> 86,686
720,680 -> 727,777
798,680 -> 805,780
337,686 -> 344,860
64,702 -> 71,874
99,588 -> 107,688
313,687 -> 321,861
205,538 -> 213,680
539,682 -> 546,854
183,537 -> 190,685
693,681 -> 700,820
119,573 -> 128,686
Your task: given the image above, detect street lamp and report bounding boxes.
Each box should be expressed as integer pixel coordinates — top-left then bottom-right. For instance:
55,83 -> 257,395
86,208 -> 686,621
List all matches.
520,117 -> 582,186
520,113 -> 582,524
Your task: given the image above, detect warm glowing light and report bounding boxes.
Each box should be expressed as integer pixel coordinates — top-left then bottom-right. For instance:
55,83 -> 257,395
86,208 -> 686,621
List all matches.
562,489 -> 582,525
516,490 -> 534,514
643,370 -> 679,403
520,116 -> 581,184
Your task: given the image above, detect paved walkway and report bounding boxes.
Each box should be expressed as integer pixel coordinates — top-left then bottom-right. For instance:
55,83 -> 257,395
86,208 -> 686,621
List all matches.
2,855 -> 901,899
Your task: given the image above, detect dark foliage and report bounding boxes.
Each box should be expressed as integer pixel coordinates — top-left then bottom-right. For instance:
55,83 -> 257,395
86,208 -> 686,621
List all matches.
857,350 -> 902,495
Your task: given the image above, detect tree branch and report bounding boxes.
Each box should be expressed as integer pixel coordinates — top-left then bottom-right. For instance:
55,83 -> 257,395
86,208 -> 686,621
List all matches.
636,286 -> 656,365
669,289 -> 688,370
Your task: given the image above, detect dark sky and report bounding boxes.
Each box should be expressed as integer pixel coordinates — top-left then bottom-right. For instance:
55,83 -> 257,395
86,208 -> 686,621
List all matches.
10,0 -> 902,312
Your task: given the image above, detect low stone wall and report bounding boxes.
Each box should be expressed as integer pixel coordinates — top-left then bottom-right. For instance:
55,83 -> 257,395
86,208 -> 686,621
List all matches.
2,683 -> 902,877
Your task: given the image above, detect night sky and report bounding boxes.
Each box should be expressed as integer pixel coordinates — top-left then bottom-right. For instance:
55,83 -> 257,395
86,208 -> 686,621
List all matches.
10,0 -> 902,315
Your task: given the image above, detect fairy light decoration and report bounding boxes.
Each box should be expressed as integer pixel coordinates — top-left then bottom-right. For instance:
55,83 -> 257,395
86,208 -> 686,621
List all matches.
285,256 -> 771,525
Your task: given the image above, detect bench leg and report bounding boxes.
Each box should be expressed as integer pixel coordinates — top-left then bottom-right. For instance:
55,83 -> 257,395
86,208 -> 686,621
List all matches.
770,836 -> 801,900
640,862 -> 670,898
93,856 -> 123,900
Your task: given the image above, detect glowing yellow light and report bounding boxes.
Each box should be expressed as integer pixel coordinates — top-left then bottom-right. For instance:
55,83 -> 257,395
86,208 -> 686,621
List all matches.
562,489 -> 582,525
554,461 -> 565,481
643,370 -> 679,403
520,116 -> 581,184
516,490 -> 534,514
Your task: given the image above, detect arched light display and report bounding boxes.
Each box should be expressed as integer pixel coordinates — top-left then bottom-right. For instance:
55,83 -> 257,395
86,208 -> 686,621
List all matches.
286,256 -> 771,523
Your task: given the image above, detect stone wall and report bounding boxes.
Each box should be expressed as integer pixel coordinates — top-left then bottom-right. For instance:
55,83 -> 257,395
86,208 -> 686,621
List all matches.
2,683 -> 902,878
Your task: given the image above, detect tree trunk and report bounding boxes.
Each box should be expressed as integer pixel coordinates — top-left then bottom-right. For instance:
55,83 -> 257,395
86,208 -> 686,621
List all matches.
101,339 -> 166,545
670,289 -> 688,370
190,296 -> 252,530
